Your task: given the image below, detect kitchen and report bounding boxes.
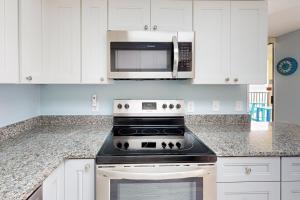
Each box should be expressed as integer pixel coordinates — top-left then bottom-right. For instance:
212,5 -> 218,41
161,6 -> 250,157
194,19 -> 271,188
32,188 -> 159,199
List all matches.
1,0 -> 300,200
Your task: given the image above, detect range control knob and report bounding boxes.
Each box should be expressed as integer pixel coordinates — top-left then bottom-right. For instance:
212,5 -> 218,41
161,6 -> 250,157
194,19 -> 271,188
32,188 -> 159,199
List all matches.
169,104 -> 174,109
116,142 -> 122,149
162,104 -> 168,109
162,142 -> 167,149
124,142 -> 129,150
176,142 -> 182,149
124,104 -> 130,109
176,104 -> 181,109
168,142 -> 174,149
117,104 -> 122,109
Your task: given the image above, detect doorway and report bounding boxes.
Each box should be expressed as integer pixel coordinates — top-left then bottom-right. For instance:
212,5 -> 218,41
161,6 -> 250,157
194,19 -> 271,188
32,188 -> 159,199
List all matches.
248,43 -> 274,122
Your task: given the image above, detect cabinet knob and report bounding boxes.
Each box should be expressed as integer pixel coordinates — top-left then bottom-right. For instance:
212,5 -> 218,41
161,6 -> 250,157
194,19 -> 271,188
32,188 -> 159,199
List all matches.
100,77 -> 104,82
245,167 -> 252,175
234,78 -> 239,82
225,77 -> 230,82
84,164 -> 90,171
144,25 -> 149,30
26,76 -> 32,81
153,25 -> 158,31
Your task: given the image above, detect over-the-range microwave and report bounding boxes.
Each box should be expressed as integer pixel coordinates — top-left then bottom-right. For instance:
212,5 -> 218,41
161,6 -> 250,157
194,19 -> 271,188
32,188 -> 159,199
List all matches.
107,31 -> 194,80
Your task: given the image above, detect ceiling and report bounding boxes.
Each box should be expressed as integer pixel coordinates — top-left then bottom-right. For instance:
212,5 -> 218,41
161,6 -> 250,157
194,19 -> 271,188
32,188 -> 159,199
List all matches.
268,0 -> 300,37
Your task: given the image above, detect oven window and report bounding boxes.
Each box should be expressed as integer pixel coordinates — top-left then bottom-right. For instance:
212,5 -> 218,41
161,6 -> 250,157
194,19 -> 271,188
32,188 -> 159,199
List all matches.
110,42 -> 172,72
110,178 -> 203,200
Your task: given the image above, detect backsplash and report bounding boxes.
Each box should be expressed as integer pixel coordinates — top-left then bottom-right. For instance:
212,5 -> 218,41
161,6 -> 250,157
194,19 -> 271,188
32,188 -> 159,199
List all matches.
0,85 -> 40,127
0,81 -> 248,128
40,81 -> 248,115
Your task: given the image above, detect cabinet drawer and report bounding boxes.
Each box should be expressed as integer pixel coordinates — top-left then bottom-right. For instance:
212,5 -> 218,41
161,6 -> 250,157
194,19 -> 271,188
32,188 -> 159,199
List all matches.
282,157 -> 300,181
218,182 -> 280,200
217,157 -> 280,182
282,182 -> 300,200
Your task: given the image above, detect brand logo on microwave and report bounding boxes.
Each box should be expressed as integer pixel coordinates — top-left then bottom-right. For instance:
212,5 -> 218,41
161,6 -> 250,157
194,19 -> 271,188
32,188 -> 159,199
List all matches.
146,45 -> 156,48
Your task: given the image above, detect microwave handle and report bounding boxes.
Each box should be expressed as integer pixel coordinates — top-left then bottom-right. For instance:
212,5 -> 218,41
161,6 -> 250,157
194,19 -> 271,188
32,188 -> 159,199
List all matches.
99,168 -> 211,180
172,36 -> 179,78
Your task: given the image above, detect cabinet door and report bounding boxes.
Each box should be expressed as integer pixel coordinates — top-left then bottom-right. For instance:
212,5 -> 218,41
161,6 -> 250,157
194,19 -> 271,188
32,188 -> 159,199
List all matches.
0,0 -> 19,83
193,1 -> 230,84
151,0 -> 192,31
282,182 -> 300,200
20,0 -> 43,83
218,182 -> 280,200
65,159 -> 95,200
217,157 -> 280,182
108,0 -> 150,31
43,163 -> 65,200
42,0 -> 81,83
82,0 -> 109,84
282,157 -> 300,181
230,1 -> 268,84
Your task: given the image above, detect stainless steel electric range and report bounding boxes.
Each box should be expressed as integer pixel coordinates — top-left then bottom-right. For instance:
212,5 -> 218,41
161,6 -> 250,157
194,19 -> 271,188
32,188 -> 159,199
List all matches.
96,100 -> 217,200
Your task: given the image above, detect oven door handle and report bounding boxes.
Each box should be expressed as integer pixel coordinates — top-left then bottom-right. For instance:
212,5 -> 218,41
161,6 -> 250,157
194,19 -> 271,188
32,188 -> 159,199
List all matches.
99,168 -> 210,180
172,35 -> 179,78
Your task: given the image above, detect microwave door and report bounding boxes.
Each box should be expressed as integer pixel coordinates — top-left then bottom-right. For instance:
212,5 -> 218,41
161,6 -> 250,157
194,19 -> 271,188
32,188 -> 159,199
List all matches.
172,36 -> 179,78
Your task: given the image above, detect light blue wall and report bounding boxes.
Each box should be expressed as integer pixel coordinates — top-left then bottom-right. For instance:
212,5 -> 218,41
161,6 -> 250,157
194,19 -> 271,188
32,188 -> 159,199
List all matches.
275,29 -> 300,125
40,81 -> 248,115
0,85 -> 40,127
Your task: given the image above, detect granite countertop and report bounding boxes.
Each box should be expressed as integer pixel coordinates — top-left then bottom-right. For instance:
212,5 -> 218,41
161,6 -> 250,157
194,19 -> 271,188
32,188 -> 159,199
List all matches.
0,125 -> 111,200
188,122 -> 300,157
1,121 -> 300,200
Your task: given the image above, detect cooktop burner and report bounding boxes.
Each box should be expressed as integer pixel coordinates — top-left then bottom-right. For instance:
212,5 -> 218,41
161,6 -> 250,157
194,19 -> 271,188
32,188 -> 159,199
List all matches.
114,127 -> 185,136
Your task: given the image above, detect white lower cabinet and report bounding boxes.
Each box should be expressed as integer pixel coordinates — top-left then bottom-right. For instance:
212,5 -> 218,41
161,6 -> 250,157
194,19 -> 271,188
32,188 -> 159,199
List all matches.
217,157 -> 281,200
43,163 -> 65,200
282,182 -> 300,200
281,157 -> 300,200
218,182 -> 280,200
42,159 -> 95,200
65,159 -> 95,200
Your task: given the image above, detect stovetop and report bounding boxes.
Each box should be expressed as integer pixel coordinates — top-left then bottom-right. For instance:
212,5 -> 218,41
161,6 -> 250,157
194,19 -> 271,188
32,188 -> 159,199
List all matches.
96,126 -> 216,164
96,100 -> 217,164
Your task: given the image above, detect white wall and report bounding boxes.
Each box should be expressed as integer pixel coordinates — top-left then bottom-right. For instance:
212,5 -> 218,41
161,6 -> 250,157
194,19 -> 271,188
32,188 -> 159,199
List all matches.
0,85 -> 40,127
40,81 -> 248,115
275,29 -> 300,125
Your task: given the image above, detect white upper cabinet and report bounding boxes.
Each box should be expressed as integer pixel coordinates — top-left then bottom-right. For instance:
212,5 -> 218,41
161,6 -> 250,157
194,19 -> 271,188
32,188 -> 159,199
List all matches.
0,0 -> 19,83
42,0 -> 81,83
65,159 -> 95,200
108,0 -> 192,31
193,1 -> 230,84
20,0 -> 81,84
82,0 -> 109,84
193,0 -> 268,85
230,1 -> 268,84
151,0 -> 192,31
108,0 -> 150,31
20,0 -> 43,83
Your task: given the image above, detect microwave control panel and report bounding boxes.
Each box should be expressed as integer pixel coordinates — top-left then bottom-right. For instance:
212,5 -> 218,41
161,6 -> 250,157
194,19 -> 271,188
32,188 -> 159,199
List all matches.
178,42 -> 192,72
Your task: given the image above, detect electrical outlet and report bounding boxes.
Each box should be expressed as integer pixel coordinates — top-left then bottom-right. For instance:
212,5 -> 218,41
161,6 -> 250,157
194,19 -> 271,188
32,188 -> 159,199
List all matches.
91,94 -> 99,112
187,101 -> 194,113
235,101 -> 244,112
212,100 -> 220,111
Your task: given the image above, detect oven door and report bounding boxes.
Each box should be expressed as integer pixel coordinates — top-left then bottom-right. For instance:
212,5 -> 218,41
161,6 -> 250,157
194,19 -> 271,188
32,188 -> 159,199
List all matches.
107,31 -> 194,79
96,164 -> 216,200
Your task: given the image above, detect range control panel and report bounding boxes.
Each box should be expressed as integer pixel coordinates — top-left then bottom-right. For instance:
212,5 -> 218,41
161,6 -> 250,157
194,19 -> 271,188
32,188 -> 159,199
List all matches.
113,100 -> 185,117
113,136 -> 185,151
